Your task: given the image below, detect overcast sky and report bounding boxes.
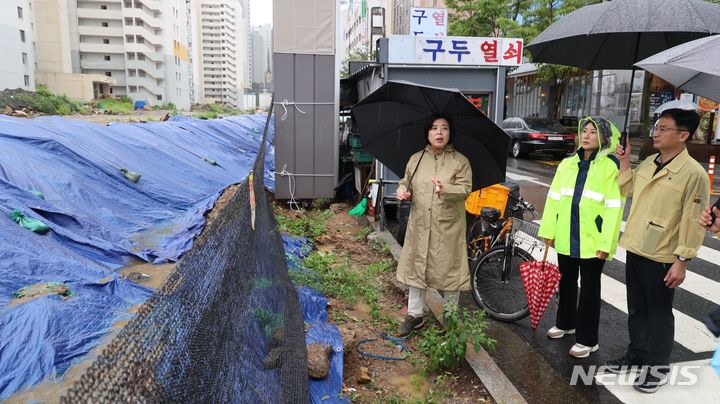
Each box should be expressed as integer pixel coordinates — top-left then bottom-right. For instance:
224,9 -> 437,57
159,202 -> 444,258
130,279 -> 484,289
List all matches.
249,0 -> 272,26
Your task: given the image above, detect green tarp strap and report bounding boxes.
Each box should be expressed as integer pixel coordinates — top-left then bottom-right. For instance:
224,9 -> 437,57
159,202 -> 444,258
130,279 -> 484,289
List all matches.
11,209 -> 50,233
349,197 -> 368,216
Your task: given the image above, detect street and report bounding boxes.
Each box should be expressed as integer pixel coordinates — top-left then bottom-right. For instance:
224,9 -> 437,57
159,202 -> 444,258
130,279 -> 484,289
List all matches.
460,151 -> 720,404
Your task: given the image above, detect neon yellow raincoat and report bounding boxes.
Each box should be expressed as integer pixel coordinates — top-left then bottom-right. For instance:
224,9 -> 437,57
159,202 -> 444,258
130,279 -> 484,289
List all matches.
538,117 -> 624,260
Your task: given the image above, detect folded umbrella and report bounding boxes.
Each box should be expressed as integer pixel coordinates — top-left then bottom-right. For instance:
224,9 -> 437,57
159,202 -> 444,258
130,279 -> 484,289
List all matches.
519,248 -> 562,336
351,81 -> 510,191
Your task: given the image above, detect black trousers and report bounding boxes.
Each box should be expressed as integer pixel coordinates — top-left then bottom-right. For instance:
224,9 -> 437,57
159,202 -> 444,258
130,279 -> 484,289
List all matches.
625,251 -> 675,366
556,254 -> 605,346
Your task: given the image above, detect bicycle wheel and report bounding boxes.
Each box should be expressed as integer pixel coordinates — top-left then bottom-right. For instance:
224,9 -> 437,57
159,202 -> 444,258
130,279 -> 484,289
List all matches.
466,217 -> 485,260
471,245 -> 531,322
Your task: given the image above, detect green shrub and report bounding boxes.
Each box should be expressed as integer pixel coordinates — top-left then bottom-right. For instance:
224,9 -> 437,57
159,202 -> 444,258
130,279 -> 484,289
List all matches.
417,305 -> 495,372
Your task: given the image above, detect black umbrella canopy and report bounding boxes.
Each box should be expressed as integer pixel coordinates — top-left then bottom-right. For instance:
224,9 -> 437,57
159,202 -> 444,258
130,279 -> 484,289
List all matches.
350,81 -> 510,191
527,0 -> 720,70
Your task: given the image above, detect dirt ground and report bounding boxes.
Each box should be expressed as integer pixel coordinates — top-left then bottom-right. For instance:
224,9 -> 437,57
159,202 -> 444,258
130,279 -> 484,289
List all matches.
279,202 -> 494,403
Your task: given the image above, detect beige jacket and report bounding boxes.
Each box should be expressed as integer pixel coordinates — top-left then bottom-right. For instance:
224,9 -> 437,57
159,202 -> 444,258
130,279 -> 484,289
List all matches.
397,144 -> 472,291
617,148 -> 709,263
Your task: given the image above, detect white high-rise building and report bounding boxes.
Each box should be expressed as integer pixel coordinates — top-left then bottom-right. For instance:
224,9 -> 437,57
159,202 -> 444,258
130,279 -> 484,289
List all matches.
76,0 -> 191,107
239,0 -> 250,91
193,0 -> 246,107
0,1 -> 36,91
250,23 -> 271,90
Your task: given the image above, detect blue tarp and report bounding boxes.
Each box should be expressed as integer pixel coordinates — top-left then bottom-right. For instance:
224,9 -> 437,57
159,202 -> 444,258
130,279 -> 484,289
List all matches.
282,235 -> 349,404
0,114 -> 274,399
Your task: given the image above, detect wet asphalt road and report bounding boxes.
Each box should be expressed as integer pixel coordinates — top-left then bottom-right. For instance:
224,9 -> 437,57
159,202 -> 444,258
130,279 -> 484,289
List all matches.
457,153 -> 720,404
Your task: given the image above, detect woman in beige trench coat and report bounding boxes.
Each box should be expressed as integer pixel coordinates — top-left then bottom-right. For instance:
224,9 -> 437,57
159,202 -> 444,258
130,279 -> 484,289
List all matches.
396,114 -> 472,337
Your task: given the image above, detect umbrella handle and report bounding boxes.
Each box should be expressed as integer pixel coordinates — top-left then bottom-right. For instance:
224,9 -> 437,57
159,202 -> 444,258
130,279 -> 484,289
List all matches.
542,244 -> 550,264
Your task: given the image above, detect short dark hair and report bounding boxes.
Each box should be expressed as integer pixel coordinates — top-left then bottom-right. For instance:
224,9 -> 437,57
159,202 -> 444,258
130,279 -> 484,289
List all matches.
424,113 -> 453,144
660,108 -> 700,142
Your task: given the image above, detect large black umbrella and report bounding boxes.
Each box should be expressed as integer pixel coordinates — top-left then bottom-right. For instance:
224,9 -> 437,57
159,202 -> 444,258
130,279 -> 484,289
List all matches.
350,81 -> 510,191
636,35 -> 720,102
526,0 -> 720,131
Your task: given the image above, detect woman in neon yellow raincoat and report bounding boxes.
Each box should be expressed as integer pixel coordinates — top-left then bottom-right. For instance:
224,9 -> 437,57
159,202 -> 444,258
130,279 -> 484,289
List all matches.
538,116 -> 624,358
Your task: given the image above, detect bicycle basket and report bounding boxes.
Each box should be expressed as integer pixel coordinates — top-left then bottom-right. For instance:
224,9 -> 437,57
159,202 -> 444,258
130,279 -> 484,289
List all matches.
510,219 -> 543,253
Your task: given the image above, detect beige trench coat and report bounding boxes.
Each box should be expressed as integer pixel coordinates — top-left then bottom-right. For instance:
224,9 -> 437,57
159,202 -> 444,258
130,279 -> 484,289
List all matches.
396,144 -> 472,291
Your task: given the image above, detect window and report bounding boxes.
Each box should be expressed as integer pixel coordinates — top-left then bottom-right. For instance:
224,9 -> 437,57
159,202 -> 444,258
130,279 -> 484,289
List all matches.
103,39 -> 110,44
20,30 -> 25,42
22,52 -> 27,65
100,5 -> 107,10
156,95 -> 162,101
17,6 -> 23,19
104,56 -> 111,61
105,71 -> 112,77
24,75 -> 29,86
101,22 -> 109,27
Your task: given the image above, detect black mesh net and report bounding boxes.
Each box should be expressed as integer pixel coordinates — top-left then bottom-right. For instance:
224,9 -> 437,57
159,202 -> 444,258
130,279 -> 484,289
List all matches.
61,106 -> 309,403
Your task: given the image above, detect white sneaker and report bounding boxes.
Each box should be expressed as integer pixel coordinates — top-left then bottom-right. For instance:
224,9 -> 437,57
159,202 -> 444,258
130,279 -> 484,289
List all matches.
569,343 -> 599,358
546,326 -> 575,339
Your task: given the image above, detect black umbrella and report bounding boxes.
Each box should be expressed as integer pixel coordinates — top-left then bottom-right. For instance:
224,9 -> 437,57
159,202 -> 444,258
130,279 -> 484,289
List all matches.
526,0 -> 720,132
350,81 -> 510,191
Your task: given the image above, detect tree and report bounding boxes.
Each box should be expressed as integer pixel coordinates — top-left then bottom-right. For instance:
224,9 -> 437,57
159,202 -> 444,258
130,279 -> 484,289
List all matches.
444,0 -> 603,119
444,0 -> 530,37
340,48 -> 372,79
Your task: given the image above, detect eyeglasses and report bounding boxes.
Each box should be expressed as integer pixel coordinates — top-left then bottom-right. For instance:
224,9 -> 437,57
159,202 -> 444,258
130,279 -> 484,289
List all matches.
653,124 -> 688,134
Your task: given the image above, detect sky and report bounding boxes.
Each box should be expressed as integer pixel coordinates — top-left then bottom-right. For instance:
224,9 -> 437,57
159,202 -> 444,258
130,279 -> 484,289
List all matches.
249,0 -> 273,26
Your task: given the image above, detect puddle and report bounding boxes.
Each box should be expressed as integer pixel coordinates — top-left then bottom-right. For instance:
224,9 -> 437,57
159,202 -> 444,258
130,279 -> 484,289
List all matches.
118,260 -> 176,290
4,304 -> 143,404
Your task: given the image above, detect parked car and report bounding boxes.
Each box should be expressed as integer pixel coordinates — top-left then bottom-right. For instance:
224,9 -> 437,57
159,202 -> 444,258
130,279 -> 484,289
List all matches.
500,117 -> 576,159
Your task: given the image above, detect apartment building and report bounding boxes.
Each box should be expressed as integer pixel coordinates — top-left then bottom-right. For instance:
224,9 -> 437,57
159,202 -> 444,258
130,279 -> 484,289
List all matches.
24,0 -> 192,107
193,0 -> 246,107
0,0 -> 36,91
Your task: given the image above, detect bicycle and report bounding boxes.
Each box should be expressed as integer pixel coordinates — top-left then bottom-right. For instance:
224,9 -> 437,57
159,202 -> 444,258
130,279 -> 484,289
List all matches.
466,195 -> 536,261
467,201 -> 544,322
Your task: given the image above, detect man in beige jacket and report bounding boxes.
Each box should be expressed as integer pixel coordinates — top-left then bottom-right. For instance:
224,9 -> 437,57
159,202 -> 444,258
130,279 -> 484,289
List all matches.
607,108 -> 709,394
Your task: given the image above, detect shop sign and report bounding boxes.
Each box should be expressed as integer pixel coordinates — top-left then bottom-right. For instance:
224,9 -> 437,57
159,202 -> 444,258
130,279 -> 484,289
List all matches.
387,35 -> 524,66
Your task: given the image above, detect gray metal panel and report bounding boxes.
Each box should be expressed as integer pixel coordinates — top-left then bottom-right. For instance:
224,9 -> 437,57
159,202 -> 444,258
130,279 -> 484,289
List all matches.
273,53 -> 295,200
273,53 -> 336,199
386,67 -> 498,93
314,55 -> 336,198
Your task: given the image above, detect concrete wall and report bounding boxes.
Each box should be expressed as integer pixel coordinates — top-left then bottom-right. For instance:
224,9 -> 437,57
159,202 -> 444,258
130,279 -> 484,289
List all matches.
34,0 -> 72,74
36,71 -> 113,99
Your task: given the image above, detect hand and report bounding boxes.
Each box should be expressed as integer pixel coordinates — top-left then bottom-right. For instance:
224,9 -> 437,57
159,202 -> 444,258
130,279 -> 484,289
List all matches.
614,141 -> 631,172
596,251 -> 609,260
699,206 -> 720,232
664,261 -> 687,288
544,239 -> 554,248
397,188 -> 412,201
431,177 -> 445,195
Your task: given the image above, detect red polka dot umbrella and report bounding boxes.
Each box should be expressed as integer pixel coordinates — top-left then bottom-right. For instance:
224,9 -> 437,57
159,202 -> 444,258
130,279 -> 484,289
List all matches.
519,248 -> 562,336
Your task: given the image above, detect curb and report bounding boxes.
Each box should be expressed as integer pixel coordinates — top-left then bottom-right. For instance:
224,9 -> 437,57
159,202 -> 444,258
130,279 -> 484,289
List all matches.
369,219 -> 528,404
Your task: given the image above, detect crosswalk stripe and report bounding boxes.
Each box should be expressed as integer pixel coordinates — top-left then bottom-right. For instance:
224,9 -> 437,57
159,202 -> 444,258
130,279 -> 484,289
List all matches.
596,359 -> 720,403
615,221 -> 720,302
516,232 -> 719,353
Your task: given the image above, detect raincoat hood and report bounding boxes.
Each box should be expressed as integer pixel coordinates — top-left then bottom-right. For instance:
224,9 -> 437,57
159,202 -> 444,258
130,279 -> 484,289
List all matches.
577,116 -> 620,156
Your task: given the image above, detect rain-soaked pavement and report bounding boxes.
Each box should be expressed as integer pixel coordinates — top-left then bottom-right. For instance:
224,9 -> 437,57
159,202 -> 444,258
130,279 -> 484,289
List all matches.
460,144 -> 720,403
385,139 -> 720,403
